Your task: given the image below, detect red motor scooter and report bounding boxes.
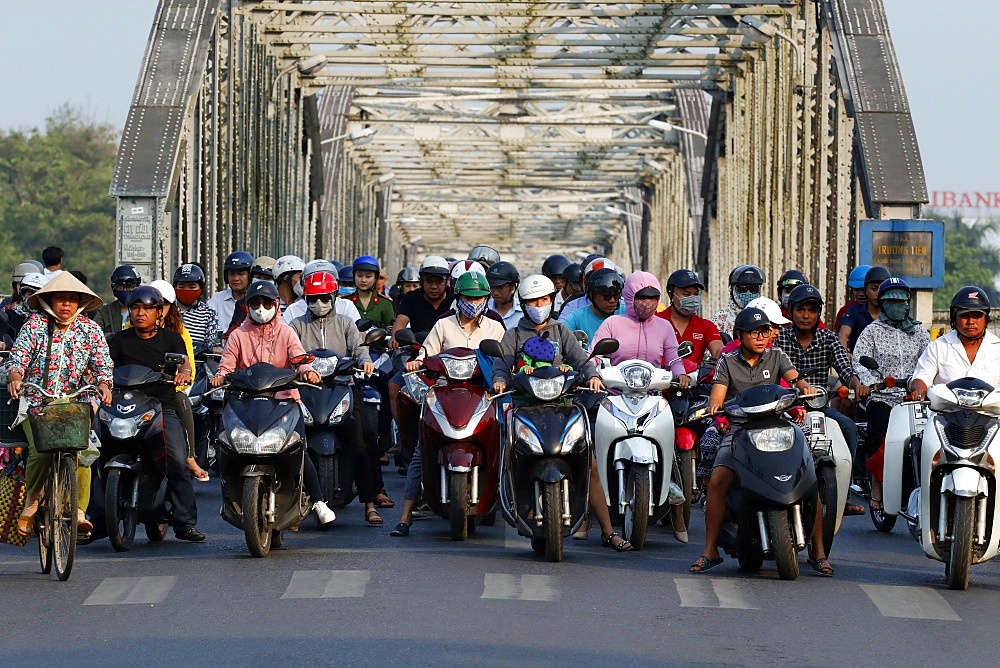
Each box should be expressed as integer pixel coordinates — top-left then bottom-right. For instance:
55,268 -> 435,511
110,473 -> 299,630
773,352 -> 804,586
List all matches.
417,347 -> 501,541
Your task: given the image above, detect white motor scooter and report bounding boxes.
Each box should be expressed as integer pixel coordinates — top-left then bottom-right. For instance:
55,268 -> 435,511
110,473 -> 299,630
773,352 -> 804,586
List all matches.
879,400 -> 928,536
805,397 -> 852,555
594,342 -> 692,550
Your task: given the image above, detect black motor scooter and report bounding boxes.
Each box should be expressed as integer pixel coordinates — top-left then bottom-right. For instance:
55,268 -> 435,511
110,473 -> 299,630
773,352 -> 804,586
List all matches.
216,361 -> 313,557
187,339 -> 222,472
481,337 -> 618,562
717,384 -> 820,580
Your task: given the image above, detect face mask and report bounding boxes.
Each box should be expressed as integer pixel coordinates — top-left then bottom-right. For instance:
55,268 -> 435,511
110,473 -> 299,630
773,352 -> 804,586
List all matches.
882,302 -> 909,322
734,289 -> 760,308
525,303 -> 552,325
675,295 -> 701,316
780,293 -> 790,309
308,300 -> 333,317
338,286 -> 357,296
293,282 -> 304,299
457,298 -> 487,320
113,289 -> 132,304
175,288 -> 201,305
633,300 -> 658,321
249,303 -> 277,324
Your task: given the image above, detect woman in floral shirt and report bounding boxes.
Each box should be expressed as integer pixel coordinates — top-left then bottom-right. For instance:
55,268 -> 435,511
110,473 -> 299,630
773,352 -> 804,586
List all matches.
852,278 -> 930,511
6,272 -> 113,536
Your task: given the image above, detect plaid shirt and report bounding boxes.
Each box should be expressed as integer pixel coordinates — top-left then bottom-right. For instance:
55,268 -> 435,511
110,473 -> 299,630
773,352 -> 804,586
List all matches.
774,326 -> 856,387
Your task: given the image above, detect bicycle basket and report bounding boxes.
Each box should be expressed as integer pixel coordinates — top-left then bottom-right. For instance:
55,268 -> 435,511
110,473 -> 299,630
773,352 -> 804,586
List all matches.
28,399 -> 91,453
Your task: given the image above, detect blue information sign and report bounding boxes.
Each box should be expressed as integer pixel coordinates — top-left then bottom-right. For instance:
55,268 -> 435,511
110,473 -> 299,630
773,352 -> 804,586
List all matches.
859,220 -> 944,289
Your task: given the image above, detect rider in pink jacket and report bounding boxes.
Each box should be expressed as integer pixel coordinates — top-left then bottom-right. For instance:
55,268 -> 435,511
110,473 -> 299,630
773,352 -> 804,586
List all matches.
592,271 -> 686,378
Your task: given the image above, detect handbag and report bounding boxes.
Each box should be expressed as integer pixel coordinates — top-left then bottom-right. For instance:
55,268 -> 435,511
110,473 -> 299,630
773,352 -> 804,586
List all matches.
0,452 -> 29,546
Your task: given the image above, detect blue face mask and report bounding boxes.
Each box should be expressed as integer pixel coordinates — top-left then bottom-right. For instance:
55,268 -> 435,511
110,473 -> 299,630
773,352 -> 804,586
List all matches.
734,289 -> 760,308
338,286 -> 357,296
113,289 -> 132,304
524,303 -> 552,325
456,298 -> 487,320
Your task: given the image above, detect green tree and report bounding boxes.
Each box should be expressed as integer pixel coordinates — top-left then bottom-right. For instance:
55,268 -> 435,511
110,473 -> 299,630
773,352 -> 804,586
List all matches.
927,211 -> 1000,309
0,105 -> 117,298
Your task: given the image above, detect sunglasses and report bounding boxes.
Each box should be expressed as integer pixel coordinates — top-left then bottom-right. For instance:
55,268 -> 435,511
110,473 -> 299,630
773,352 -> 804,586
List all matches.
306,295 -> 333,304
113,280 -> 141,290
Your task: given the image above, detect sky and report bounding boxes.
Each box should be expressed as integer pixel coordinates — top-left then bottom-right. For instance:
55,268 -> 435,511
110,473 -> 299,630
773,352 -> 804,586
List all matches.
0,0 -> 997,200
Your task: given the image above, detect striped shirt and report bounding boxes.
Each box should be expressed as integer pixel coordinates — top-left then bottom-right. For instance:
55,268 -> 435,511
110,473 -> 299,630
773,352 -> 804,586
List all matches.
178,300 -> 219,347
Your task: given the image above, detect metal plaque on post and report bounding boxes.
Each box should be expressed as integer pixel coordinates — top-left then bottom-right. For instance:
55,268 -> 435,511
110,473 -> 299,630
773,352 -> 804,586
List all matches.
859,220 -> 944,289
116,197 -> 156,280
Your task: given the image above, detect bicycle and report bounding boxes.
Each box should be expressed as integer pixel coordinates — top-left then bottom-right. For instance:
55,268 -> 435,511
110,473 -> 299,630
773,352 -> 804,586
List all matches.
21,382 -> 97,581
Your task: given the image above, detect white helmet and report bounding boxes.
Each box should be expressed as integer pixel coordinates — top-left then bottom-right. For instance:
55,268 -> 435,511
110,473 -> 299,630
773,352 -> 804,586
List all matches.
450,260 -> 485,281
19,272 -> 49,292
584,257 -> 624,280
149,279 -> 177,305
12,262 -> 38,283
419,255 -> 450,277
745,296 -> 790,326
518,274 -> 556,301
302,259 -> 338,281
273,254 -> 306,279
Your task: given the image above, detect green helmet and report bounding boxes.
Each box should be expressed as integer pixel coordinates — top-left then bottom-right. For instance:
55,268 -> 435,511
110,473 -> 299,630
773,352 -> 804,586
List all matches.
454,271 -> 491,297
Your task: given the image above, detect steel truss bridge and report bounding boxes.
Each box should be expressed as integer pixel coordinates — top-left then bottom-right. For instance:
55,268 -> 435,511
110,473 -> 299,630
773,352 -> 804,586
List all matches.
110,0 -> 926,314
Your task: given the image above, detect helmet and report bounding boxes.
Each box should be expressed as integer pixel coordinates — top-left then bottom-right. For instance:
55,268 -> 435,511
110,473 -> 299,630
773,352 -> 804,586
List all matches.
864,266 -> 891,286
541,254 -> 571,278
398,266 -> 420,283
562,263 -> 583,285
518,274 -> 556,301
454,272 -> 491,297
302,259 -> 337,279
523,337 -> 555,364
245,280 -> 280,302
950,286 -> 991,317
486,261 -> 520,287
450,260 -> 486,282
25,260 -> 44,273
776,269 -> 806,291
419,255 -> 451,277
584,257 -> 623,280
303,271 -> 338,296
353,255 -> 380,274
586,268 -> 625,296
251,255 -> 276,277
148,279 -> 176,304
848,264 -> 872,289
127,285 -> 164,308
338,265 -> 356,284
330,260 -> 345,273
786,284 -> 824,308
877,277 -> 911,302
728,264 -> 765,287
111,265 -> 142,285
19,273 -> 48,293
11,262 -> 37,284
733,307 -> 771,335
273,255 -> 305,280
666,269 -> 704,293
745,297 -> 790,325
172,263 -> 206,287
467,246 -> 500,267
581,254 -> 605,272
224,251 -> 254,273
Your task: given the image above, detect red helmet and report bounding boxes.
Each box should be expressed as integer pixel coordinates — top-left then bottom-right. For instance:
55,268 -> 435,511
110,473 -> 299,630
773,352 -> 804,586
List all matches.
303,271 -> 338,296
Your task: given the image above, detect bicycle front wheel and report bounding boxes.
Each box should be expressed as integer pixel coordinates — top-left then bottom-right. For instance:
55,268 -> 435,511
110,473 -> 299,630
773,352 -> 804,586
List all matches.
37,475 -> 53,575
52,452 -> 78,581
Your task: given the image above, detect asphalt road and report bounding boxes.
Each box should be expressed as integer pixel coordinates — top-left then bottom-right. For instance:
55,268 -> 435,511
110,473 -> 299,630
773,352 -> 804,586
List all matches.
2,469 -> 998,667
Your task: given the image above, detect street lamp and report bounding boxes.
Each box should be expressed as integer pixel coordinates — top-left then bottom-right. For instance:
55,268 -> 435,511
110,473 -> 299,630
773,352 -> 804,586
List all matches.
739,16 -> 802,78
647,119 -> 708,141
270,54 -> 328,96
320,127 -> 377,146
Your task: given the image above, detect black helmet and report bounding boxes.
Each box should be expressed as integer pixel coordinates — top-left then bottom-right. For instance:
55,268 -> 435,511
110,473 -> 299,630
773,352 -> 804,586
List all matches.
224,251 -> 254,273
111,265 -> 142,285
951,286 -> 991,316
541,254 -> 571,278
733,307 -> 771,335
246,280 -> 280,302
864,266 -> 891,286
338,265 -> 356,284
666,269 -> 704,293
777,269 -> 806,291
562,262 -> 583,285
485,261 -> 520,288
729,264 -> 765,287
172,263 -> 206,287
786,284 -> 824,308
586,268 -> 625,296
127,285 -> 164,307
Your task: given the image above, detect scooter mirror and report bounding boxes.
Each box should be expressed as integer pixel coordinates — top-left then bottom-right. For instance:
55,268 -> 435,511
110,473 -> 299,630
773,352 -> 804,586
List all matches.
394,329 -> 417,346
365,328 -> 387,346
573,329 -> 589,348
859,356 -> 879,371
479,339 -> 504,359
290,353 -> 315,366
676,341 -> 694,359
355,317 -> 374,332
591,338 -> 619,356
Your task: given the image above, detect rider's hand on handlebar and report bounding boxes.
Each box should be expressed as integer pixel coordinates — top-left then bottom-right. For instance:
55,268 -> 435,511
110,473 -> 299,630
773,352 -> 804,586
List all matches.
210,374 -> 224,388
677,374 -> 691,389
362,362 -> 376,376
588,376 -> 605,393
493,380 -> 506,394
98,383 -> 112,406
855,383 -> 871,399
302,370 -> 321,385
7,378 -> 22,400
789,406 -> 807,424
405,359 -> 423,373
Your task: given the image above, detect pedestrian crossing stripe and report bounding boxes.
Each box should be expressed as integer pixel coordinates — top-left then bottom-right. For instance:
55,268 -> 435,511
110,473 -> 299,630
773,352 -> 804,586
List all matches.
482,573 -> 557,601
675,577 -> 758,609
281,570 -> 372,599
83,576 -> 176,605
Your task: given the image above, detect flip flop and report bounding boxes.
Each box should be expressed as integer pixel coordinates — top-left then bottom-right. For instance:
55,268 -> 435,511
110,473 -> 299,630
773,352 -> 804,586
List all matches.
375,493 -> 395,508
192,470 -> 210,482
366,509 -> 384,526
843,502 -> 866,516
869,497 -> 884,513
690,555 -> 724,573
807,557 -> 835,577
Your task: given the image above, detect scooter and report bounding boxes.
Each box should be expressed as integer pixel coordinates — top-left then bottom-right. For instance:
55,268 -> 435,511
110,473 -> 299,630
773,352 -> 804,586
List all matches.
354,326 -> 393,456
666,359 -> 714,528
902,378 -> 1000,590
97,353 -> 186,551
481,337 -> 619,562
216,361 -> 313,557
187,340 -> 222,472
594,341 -> 694,549
717,384 -> 820,580
393,330 -> 430,470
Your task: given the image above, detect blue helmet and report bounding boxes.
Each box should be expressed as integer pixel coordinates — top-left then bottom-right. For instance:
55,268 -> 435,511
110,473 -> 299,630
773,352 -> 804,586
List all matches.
224,251 -> 254,273
338,266 -> 355,284
353,255 -> 380,273
848,265 -> 872,289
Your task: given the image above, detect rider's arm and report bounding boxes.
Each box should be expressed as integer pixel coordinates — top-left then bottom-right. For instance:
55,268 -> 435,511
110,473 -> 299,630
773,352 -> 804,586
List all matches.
708,381 -> 728,415
909,341 -> 939,400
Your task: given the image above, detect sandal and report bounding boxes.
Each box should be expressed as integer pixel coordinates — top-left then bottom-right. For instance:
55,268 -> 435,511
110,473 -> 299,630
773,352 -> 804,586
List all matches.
690,555 -> 724,574
365,508 -> 384,526
77,509 -> 94,533
869,497 -> 884,513
601,531 -> 633,552
375,492 -> 395,508
807,556 -> 835,577
17,500 -> 38,537
844,502 -> 866,516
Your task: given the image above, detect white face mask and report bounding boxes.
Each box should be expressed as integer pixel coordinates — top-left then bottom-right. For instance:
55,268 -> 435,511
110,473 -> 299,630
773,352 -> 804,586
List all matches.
308,300 -> 333,317
249,303 -> 277,324
293,282 -> 304,299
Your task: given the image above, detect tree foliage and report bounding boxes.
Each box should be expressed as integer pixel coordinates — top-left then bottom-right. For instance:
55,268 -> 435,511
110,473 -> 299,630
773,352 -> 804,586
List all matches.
0,105 -> 117,297
927,211 -> 1000,309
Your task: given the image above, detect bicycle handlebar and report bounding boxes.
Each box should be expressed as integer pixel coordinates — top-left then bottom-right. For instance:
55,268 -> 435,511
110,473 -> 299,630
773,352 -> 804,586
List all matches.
20,382 -> 99,400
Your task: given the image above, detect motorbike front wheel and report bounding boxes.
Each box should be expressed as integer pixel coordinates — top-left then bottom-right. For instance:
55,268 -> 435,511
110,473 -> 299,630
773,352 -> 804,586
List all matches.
543,481 -> 564,562
243,476 -> 273,558
449,472 -> 469,541
622,463 -> 651,550
946,495 -> 975,591
817,465 -> 838,555
767,508 -> 799,581
105,468 -> 137,552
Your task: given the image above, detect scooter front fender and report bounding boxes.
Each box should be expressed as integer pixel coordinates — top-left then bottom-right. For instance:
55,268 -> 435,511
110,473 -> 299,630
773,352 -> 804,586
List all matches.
242,464 -> 275,478
308,428 -> 340,456
818,415 -> 851,535
530,458 -> 571,484
104,454 -> 141,473
942,467 -> 988,498
446,447 -> 475,473
613,436 -> 671,507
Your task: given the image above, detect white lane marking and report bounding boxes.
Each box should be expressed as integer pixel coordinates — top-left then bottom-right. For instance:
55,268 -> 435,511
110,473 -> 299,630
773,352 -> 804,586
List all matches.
860,584 -> 961,621
504,523 -> 530,549
281,570 -> 371,599
482,573 -> 557,601
83,576 -> 176,605
675,577 -> 757,609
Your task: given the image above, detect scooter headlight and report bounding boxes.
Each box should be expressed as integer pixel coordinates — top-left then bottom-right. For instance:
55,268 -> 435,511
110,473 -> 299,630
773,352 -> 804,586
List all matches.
330,394 -> 352,424
621,364 -> 652,391
440,355 -> 478,381
301,402 -> 314,426
230,426 -> 257,451
109,417 -> 140,440
560,415 -> 587,453
528,376 -> 563,401
403,373 -> 431,404
210,387 -> 226,401
312,356 -> 338,378
749,426 -> 795,452
513,416 -> 544,454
